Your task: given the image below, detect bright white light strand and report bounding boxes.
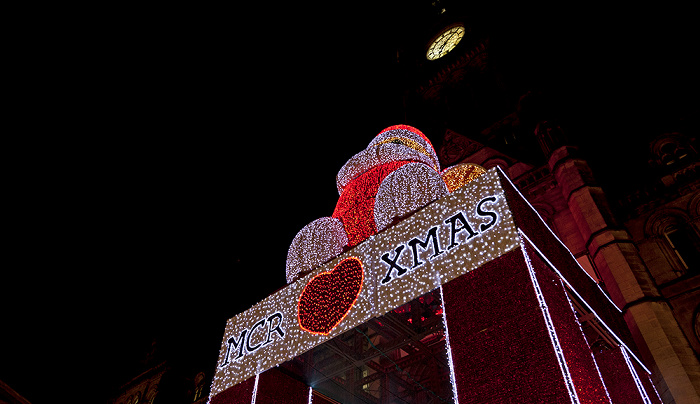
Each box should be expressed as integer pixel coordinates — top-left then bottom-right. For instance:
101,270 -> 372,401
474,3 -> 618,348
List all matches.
307,386 -> 313,404
496,166 -> 621,312
560,279 -> 613,403
558,266 -> 613,403
520,239 -> 581,404
437,275 -> 460,404
250,372 -> 259,404
518,230 -> 650,374
621,348 -> 653,404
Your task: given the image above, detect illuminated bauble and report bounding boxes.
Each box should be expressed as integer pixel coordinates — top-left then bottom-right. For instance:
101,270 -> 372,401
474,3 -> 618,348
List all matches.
426,24 -> 465,61
336,125 -> 440,195
367,125 -> 441,169
441,163 -> 486,192
375,163 -> 448,232
287,124 -> 449,283
286,217 -> 348,283
333,161 -> 411,247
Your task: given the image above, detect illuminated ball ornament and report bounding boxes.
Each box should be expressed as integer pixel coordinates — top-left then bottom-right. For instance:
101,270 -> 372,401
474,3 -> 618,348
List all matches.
286,217 -> 348,283
374,162 -> 448,232
441,163 -> 486,192
286,124 -> 472,284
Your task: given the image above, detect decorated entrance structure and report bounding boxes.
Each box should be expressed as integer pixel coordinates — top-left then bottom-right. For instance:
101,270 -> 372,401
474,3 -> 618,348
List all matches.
209,168 -> 661,403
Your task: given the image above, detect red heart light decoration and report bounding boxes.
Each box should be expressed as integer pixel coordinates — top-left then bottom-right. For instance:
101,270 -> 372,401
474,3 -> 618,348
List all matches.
298,257 -> 364,335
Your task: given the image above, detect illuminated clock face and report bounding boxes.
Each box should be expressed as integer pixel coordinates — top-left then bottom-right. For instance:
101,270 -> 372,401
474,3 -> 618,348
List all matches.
426,24 -> 465,61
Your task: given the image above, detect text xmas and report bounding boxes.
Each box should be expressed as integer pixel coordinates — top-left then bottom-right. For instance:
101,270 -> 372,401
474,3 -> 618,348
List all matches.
380,195 -> 499,284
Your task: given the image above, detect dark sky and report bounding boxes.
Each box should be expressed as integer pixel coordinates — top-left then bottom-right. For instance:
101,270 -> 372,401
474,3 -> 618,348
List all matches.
3,3 -> 697,403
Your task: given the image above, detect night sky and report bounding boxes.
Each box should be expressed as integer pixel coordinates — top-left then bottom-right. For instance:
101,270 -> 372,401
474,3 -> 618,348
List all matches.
3,3 -> 696,403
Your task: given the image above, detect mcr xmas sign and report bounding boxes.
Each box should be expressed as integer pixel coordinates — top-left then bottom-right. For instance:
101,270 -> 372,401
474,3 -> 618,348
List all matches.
210,168 -> 520,395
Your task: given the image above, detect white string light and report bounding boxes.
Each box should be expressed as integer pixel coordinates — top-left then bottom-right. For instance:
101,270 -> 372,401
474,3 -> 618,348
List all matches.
495,166 -> 621,312
437,274 -> 460,404
250,373 -> 259,404
560,277 -> 613,403
518,230 -> 650,374
621,348 -> 653,404
520,238 -> 581,404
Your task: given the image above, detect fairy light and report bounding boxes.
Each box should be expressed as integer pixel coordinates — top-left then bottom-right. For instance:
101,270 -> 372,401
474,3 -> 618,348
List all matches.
286,217 -> 348,283
211,141 -> 661,403
336,125 -> 440,195
368,125 -> 440,166
307,387 -> 313,404
297,257 -> 364,335
374,162 -> 448,232
373,135 -> 430,155
333,160 -> 411,246
646,372 -> 663,403
441,163 -> 486,192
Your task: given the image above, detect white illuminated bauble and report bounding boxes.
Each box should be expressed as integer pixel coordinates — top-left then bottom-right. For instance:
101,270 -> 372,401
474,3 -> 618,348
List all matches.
374,163 -> 448,232
286,217 -> 348,283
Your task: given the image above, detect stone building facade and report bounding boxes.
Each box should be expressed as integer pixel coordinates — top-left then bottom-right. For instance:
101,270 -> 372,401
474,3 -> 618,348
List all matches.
437,125 -> 699,403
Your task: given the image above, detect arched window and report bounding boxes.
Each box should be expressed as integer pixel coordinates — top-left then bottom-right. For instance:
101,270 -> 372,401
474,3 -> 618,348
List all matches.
663,225 -> 699,274
650,132 -> 697,168
193,372 -> 206,402
645,209 -> 700,278
146,384 -> 158,404
480,157 -> 509,174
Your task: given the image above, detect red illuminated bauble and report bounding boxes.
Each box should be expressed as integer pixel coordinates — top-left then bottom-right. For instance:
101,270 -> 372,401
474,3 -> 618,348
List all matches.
298,257 -> 364,335
332,161 -> 411,246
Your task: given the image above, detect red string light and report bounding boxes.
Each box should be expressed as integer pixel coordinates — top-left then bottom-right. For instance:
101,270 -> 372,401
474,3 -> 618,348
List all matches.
297,257 -> 364,335
332,161 -> 411,246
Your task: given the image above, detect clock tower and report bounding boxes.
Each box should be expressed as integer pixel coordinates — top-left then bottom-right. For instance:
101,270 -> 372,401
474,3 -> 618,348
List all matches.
391,2 -> 548,165
425,23 -> 466,61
